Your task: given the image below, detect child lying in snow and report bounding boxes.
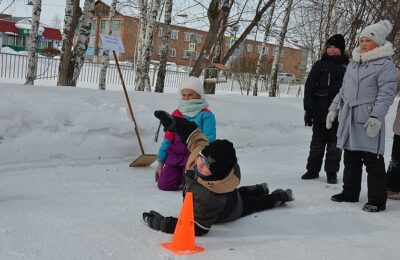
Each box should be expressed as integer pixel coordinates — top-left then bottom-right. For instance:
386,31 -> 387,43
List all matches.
142,111 -> 295,236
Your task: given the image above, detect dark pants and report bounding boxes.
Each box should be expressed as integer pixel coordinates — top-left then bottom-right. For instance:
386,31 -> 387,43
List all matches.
342,150 -> 387,207
238,186 -> 277,217
306,121 -> 342,173
387,134 -> 400,192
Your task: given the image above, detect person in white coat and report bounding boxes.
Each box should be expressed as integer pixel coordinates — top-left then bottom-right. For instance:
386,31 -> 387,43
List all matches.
326,20 -> 398,212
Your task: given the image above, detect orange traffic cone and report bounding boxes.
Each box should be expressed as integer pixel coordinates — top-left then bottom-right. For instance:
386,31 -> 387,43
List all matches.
161,192 -> 205,255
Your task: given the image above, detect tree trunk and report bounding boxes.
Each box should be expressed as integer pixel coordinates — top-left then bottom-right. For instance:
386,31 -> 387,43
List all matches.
269,0 -> 293,97
203,3 -> 230,94
253,1 -> 275,96
25,0 -> 42,85
134,0 -> 147,91
190,0 -> 234,78
154,0 -> 173,93
98,0 -> 118,91
58,0 -> 81,86
135,0 -> 161,91
69,0 -> 96,87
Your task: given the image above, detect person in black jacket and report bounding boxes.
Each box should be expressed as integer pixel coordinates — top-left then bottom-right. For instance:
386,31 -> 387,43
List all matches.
302,34 -> 349,184
142,111 -> 295,236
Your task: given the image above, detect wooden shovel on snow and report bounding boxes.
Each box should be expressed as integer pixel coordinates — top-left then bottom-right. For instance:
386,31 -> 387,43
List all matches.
113,51 -> 157,167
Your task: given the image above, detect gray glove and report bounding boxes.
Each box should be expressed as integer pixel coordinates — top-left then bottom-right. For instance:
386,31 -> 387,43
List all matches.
326,111 -> 337,129
364,117 -> 381,138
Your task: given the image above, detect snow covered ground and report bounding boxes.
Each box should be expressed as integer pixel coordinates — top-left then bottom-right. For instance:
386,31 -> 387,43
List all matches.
1,83 -> 399,260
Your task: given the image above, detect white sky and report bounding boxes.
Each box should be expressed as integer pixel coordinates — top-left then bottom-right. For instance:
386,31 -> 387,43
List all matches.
0,0 -> 71,25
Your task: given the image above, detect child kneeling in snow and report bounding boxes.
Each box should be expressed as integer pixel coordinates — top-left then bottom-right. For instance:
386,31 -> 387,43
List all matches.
142,111 -> 294,236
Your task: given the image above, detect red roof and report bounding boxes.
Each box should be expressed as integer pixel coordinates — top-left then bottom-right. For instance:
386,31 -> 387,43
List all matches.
0,19 -> 17,33
43,27 -> 62,41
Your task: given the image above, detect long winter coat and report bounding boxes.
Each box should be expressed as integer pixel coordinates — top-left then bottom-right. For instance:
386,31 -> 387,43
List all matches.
304,54 -> 349,122
393,71 -> 400,136
329,42 -> 398,155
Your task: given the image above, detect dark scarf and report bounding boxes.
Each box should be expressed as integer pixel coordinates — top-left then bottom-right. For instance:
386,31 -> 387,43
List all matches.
321,54 -> 349,65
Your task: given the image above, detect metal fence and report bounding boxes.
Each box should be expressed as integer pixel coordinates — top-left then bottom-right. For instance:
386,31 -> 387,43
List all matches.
0,52 -> 303,96
0,52 -> 135,87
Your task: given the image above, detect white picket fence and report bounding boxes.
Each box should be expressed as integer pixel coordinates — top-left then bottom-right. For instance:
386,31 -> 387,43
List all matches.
0,52 -> 304,96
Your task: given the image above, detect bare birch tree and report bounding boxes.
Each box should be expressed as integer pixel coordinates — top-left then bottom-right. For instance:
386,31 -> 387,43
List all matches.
135,0 -> 161,91
269,0 -> 293,97
252,0 -> 276,96
154,0 -> 173,93
70,0 -> 96,86
25,0 -> 41,86
98,0 -> 118,91
57,0 -> 81,86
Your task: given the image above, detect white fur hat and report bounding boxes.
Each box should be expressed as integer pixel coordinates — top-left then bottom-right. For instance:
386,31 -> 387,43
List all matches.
360,20 -> 393,46
178,76 -> 204,97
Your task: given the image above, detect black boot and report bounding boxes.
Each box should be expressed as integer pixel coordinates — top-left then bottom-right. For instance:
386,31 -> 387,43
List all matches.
362,202 -> 386,212
326,172 -> 338,184
331,192 -> 358,202
301,171 -> 319,180
270,189 -> 295,206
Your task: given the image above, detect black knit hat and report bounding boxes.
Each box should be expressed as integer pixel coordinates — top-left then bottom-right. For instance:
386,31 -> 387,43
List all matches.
326,34 -> 345,54
200,139 -> 237,181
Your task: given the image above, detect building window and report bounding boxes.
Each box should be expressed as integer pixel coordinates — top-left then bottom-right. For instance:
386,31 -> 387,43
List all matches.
195,34 -> 201,43
184,32 -> 201,43
169,48 -> 176,57
184,32 -> 191,42
278,63 -> 283,71
171,30 -> 179,40
100,20 -> 122,36
246,44 -> 253,53
182,50 -> 190,59
257,46 -> 268,55
158,27 -> 164,37
6,34 -> 16,45
273,47 -> 284,58
157,46 -> 163,56
15,35 -> 25,46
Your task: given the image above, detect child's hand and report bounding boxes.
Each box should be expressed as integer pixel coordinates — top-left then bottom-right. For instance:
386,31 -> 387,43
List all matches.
143,210 -> 165,230
154,111 -> 176,131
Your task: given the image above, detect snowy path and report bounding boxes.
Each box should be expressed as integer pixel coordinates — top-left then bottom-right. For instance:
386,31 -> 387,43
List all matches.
1,144 -> 400,259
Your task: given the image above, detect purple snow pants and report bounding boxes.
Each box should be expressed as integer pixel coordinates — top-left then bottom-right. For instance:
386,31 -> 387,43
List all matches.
157,135 -> 190,191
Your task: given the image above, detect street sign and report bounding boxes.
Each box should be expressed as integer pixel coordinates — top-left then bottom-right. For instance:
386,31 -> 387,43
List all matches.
188,42 -> 196,52
229,36 -> 237,48
99,34 -> 125,53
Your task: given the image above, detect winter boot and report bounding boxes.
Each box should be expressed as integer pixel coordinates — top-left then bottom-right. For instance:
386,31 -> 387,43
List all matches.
331,192 -> 358,202
301,171 -> 319,180
326,172 -> 338,184
270,189 -> 295,206
362,202 -> 386,212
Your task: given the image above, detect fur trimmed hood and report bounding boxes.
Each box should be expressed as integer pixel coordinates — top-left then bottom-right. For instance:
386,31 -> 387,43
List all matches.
352,41 -> 394,62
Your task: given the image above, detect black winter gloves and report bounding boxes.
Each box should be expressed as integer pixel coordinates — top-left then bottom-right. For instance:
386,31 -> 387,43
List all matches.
154,110 -> 198,143
143,210 -> 164,230
142,210 -> 177,234
304,110 -> 313,127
